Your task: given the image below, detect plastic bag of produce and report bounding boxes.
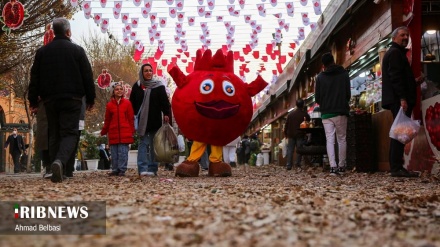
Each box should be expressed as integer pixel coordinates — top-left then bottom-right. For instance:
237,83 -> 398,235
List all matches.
153,123 -> 179,163
389,107 -> 420,144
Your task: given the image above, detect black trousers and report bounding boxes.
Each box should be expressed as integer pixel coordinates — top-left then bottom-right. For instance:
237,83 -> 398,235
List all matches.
11,150 -> 21,173
45,98 -> 82,167
65,130 -> 81,176
389,103 -> 414,172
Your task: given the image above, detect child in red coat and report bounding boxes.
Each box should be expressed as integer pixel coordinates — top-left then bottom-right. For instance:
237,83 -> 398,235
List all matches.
101,82 -> 135,176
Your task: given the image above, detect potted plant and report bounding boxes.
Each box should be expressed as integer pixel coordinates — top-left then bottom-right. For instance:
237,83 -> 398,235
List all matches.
80,131 -> 101,170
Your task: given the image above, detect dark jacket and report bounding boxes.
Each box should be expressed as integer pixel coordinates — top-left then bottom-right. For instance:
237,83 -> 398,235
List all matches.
381,42 -> 417,109
315,64 -> 351,116
284,108 -> 311,138
129,81 -> 144,115
101,98 -> 135,145
129,82 -> 171,134
28,36 -> 95,107
5,134 -> 25,154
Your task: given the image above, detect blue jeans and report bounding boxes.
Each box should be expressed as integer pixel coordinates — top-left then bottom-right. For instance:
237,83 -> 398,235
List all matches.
137,131 -> 158,174
110,144 -> 129,173
286,137 -> 305,168
200,149 -> 209,169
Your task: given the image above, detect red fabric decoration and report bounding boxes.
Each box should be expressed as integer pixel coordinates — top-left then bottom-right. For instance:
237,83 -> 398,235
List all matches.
133,46 -> 144,62
168,49 -> 268,146
44,24 -> 54,45
252,51 -> 259,59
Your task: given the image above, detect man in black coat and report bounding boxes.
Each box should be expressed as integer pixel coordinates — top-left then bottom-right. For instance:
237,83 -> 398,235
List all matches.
28,17 -> 95,183
382,26 -> 421,178
4,128 -> 25,173
284,99 -> 311,170
315,52 -> 351,176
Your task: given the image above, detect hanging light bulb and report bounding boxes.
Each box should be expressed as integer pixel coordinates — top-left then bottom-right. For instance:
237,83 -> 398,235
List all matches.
426,30 -> 436,35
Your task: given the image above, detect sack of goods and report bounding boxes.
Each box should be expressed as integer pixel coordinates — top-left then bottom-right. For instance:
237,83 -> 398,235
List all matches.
154,123 -> 179,163
389,107 -> 421,144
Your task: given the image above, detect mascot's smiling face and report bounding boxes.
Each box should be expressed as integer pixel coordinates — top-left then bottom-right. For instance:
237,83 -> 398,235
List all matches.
169,49 -> 268,146
194,73 -> 240,119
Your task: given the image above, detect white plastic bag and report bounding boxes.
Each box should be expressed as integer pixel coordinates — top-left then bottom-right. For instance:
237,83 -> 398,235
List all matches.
153,123 -> 179,163
177,134 -> 185,152
256,153 -> 264,166
278,138 -> 287,158
389,107 -> 420,144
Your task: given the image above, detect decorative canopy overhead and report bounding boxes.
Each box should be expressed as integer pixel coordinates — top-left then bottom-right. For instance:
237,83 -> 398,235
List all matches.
71,0 -> 330,83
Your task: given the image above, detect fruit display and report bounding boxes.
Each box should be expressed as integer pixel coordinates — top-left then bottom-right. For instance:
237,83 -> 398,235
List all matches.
424,102 -> 440,151
422,95 -> 440,158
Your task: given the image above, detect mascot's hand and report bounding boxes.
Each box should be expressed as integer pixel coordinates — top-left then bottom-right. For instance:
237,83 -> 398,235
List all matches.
246,74 -> 268,97
168,66 -> 187,88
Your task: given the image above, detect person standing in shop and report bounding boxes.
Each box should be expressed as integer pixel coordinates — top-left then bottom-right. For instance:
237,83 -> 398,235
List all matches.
382,26 -> 423,178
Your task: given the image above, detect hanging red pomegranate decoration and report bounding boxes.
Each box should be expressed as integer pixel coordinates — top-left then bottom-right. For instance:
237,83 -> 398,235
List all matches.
1,0 -> 28,35
97,69 -> 112,89
43,23 -> 54,45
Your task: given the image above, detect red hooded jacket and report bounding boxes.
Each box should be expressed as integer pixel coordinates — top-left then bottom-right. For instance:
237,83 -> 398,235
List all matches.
101,97 -> 135,145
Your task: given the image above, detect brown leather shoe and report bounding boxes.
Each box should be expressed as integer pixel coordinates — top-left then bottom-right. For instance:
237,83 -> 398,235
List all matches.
175,160 -> 200,177
208,162 -> 232,177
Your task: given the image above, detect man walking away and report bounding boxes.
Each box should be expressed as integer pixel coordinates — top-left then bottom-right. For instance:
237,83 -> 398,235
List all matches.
28,17 -> 95,183
315,52 -> 351,176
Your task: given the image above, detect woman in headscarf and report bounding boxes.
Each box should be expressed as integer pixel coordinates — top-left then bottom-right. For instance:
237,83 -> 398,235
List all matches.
130,63 -> 171,176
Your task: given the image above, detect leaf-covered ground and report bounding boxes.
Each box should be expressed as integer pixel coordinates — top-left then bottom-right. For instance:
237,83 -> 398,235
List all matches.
0,164 -> 439,247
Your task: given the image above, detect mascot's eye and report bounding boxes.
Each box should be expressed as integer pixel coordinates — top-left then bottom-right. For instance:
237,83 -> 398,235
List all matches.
200,79 -> 214,94
222,81 -> 235,96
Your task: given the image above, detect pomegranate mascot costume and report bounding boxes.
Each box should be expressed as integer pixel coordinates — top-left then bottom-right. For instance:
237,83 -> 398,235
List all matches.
168,49 -> 268,177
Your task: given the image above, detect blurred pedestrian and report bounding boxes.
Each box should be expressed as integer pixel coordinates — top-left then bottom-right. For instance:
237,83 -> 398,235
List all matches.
284,99 -> 310,170
4,128 -> 25,174
223,136 -> 241,167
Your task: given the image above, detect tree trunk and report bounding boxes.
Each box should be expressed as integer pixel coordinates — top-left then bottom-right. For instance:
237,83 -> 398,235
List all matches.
23,94 -> 35,173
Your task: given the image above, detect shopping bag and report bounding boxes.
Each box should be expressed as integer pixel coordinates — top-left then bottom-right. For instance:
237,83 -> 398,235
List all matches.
278,138 -> 287,158
153,123 -> 179,163
389,107 -> 420,144
177,134 -> 185,152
